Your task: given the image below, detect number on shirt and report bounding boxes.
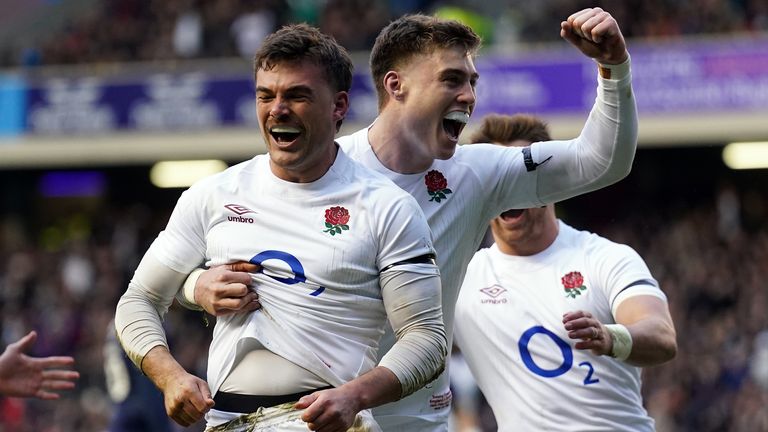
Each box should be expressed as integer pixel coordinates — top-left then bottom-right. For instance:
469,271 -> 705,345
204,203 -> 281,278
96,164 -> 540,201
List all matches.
518,325 -> 599,386
250,250 -> 325,296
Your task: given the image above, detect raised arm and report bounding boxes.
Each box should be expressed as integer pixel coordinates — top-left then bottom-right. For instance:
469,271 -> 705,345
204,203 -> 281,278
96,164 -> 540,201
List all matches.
529,8 -> 638,204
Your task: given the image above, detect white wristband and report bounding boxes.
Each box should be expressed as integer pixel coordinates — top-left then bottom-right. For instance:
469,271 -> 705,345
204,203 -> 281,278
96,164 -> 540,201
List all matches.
183,268 -> 206,306
605,324 -> 633,361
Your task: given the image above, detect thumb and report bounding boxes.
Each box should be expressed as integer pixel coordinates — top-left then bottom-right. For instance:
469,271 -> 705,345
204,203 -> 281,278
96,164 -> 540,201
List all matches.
227,262 -> 261,273
294,392 -> 318,410
194,381 -> 216,411
200,381 -> 215,407
13,331 -> 38,353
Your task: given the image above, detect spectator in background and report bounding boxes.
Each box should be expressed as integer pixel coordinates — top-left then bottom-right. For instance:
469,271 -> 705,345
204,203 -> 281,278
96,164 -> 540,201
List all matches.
230,1 -> 278,59
0,331 -> 79,400
454,113 -> 677,431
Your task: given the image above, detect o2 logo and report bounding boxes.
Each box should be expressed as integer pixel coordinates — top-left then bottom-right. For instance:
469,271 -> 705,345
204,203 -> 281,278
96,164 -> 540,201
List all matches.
250,250 -> 325,296
518,325 -> 599,386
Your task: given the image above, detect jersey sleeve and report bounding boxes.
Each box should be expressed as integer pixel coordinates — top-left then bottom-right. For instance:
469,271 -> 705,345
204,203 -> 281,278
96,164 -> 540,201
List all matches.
149,185 -> 209,273
586,236 -> 667,317
476,58 -> 637,220
528,58 -> 637,205
372,188 -> 436,270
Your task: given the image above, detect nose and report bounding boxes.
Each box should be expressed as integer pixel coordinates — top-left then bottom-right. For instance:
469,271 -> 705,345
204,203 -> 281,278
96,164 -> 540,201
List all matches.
269,97 -> 290,119
458,81 -> 476,108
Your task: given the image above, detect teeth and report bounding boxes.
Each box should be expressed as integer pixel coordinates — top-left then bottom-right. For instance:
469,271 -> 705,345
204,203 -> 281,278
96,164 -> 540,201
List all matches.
270,126 -> 301,133
444,111 -> 470,124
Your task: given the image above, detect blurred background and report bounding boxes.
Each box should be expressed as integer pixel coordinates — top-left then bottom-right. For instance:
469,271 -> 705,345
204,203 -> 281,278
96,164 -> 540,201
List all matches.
1,0 -> 767,431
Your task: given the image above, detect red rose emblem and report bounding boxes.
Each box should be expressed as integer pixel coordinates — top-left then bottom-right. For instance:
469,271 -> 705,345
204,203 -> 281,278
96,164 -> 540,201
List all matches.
323,206 -> 350,236
325,206 -> 350,225
561,271 -> 587,298
424,170 -> 452,203
424,170 -> 448,192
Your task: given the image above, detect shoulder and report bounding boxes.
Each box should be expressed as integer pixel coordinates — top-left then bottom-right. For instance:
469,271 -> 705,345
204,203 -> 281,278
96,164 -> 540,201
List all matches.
179,156 -> 262,203
561,222 -> 647,266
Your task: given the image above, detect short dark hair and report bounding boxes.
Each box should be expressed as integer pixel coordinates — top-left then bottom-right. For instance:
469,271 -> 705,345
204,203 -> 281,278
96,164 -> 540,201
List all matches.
370,14 -> 481,110
254,23 -> 353,93
469,114 -> 552,145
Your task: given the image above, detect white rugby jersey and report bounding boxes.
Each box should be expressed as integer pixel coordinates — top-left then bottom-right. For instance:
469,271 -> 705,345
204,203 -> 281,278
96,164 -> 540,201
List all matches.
454,221 -> 666,431
149,149 -> 435,398
336,60 -> 636,425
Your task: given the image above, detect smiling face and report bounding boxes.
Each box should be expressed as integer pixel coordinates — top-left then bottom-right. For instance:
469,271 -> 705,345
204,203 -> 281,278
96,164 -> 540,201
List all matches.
256,60 -> 349,183
395,47 -> 478,160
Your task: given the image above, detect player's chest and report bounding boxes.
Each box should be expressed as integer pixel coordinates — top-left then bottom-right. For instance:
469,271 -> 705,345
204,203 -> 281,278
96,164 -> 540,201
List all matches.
204,194 -> 376,273
471,260 -> 606,319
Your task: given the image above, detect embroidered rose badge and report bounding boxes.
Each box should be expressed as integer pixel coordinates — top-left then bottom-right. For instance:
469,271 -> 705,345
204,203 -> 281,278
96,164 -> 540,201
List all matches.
425,170 -> 452,203
323,206 -> 350,236
562,271 -> 588,298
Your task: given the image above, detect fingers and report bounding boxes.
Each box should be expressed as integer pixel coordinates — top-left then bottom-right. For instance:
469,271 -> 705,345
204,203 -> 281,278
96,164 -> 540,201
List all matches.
561,7 -> 627,64
214,290 -> 260,314
35,389 -> 62,400
566,8 -> 606,42
563,311 -> 602,341
165,378 -> 215,427
227,262 -> 261,273
564,311 -> 612,354
41,369 -> 79,386
35,355 -> 76,369
13,331 -> 38,353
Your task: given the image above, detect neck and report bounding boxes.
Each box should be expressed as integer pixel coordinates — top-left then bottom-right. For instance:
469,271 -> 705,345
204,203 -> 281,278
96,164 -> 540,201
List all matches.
368,112 -> 434,174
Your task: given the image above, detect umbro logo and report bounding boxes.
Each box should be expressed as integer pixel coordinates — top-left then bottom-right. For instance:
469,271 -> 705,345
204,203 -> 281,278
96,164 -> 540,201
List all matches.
480,284 -> 508,304
225,203 -> 256,223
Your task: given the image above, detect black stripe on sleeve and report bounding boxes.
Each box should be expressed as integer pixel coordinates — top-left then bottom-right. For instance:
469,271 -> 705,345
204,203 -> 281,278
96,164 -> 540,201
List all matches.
610,278 -> 660,310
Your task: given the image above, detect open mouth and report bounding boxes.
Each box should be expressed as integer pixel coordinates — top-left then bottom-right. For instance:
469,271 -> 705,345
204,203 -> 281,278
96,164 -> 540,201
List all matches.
499,209 -> 524,221
269,126 -> 301,144
442,111 -> 470,141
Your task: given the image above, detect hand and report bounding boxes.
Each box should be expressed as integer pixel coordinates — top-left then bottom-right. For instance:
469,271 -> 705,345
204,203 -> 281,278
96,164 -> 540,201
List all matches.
295,387 -> 363,432
563,310 -> 612,356
160,369 -> 215,427
0,331 -> 79,400
560,8 -> 628,65
195,262 -> 262,316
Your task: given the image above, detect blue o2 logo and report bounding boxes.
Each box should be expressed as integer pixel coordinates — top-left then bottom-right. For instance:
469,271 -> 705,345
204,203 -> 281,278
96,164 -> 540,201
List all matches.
250,250 -> 325,296
518,325 -> 599,385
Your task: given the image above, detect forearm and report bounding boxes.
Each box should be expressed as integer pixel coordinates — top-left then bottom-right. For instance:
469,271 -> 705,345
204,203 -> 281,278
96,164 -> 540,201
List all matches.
115,249 -> 189,370
337,366 -> 402,411
142,345 -> 189,392
379,263 -> 447,398
622,316 -> 677,366
535,57 -> 638,204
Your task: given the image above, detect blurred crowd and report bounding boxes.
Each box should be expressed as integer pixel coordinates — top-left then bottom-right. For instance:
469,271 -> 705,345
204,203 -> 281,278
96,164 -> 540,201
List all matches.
1,0 -> 767,67
1,178 -> 767,431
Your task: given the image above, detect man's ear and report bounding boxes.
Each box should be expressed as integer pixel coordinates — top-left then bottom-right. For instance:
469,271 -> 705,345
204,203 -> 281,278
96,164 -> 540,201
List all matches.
383,71 -> 403,101
333,91 -> 349,132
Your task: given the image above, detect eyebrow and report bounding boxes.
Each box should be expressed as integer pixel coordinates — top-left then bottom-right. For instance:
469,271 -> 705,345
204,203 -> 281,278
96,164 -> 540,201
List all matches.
255,84 -> 315,95
439,68 -> 479,82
